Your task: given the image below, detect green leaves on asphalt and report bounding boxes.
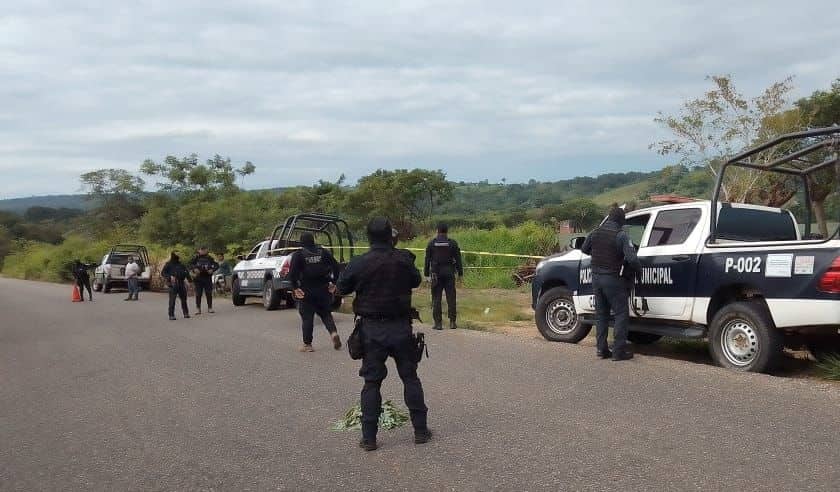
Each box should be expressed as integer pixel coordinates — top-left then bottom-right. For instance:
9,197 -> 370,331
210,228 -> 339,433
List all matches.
331,400 -> 409,431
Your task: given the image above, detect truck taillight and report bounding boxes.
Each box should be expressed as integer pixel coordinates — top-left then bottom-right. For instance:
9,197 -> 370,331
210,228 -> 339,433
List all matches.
818,258 -> 840,293
279,258 -> 291,277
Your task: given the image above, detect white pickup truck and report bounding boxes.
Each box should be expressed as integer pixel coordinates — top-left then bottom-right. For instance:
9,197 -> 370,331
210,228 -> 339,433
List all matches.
231,213 -> 354,310
93,245 -> 151,293
532,126 -> 840,373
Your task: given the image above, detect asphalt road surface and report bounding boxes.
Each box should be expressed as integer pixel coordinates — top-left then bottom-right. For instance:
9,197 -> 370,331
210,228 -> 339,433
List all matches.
2,277 -> 839,491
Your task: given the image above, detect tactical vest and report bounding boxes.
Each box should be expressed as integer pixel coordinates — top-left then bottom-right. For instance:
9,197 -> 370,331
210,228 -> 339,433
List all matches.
300,246 -> 332,283
589,222 -> 624,275
352,248 -> 415,317
431,238 -> 455,275
193,255 -> 215,277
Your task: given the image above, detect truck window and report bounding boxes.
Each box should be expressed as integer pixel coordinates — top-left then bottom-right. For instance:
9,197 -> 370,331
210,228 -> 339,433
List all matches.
624,214 -> 650,247
245,243 -> 261,261
717,206 -> 798,242
648,208 -> 702,246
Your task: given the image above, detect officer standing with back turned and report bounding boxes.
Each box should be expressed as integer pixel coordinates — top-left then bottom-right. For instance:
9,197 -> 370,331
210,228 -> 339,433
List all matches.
337,217 -> 432,452
424,222 -> 463,330
288,232 -> 342,353
582,205 -> 641,361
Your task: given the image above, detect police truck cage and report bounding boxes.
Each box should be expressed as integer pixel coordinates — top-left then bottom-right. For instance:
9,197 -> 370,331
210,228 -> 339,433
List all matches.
710,125 -> 840,243
266,213 -> 355,262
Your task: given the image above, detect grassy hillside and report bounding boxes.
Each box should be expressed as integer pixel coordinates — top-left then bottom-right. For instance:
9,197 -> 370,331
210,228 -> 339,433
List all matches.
0,194 -> 91,213
592,179 -> 654,206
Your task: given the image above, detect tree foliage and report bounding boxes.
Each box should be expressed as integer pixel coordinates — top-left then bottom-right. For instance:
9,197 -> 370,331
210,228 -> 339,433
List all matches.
651,75 -> 802,205
140,154 -> 254,195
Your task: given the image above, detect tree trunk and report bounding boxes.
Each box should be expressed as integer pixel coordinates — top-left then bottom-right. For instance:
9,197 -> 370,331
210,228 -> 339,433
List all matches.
814,199 -> 829,239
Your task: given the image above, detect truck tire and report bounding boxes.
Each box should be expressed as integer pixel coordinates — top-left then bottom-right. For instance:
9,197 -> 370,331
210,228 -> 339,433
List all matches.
231,278 -> 246,306
628,332 -> 663,345
263,282 -> 282,311
535,287 -> 591,343
93,280 -> 103,292
708,301 -> 782,373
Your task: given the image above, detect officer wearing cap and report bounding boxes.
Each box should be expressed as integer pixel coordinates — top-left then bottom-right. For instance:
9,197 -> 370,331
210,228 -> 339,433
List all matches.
581,205 -> 641,361
288,232 -> 342,352
424,222 -> 463,330
337,217 -> 431,452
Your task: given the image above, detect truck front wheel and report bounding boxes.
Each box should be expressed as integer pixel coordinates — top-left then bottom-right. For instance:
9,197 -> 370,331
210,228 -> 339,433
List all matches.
231,278 -> 246,306
708,301 -> 782,373
535,287 -> 592,343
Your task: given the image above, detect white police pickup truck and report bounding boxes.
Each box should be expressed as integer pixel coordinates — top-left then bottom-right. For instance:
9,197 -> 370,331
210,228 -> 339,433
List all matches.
532,126 -> 840,373
231,213 -> 354,310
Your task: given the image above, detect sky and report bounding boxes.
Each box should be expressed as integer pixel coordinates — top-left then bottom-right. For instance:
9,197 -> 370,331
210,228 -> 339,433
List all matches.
1,0 -> 838,198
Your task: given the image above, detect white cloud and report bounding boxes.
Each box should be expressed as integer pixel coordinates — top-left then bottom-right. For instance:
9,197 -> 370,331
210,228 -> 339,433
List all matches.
0,0 -> 838,198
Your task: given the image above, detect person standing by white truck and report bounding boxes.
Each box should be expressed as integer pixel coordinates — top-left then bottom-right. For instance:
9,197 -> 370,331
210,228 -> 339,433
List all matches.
124,257 -> 141,301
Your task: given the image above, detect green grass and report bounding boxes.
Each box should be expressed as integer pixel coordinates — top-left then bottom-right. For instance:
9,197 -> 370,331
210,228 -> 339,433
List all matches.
592,180 -> 654,206
338,285 -> 533,329
402,222 -> 555,289
815,353 -> 840,381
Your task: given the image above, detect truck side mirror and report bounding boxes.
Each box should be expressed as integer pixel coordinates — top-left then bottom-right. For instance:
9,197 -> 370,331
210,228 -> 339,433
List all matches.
569,236 -> 586,250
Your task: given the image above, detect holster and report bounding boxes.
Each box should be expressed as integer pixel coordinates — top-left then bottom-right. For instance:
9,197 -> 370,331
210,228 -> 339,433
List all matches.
347,316 -> 365,360
411,332 -> 429,364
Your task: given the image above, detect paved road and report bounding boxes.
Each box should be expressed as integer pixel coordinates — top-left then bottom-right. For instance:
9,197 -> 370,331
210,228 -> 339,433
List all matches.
1,277 -> 839,491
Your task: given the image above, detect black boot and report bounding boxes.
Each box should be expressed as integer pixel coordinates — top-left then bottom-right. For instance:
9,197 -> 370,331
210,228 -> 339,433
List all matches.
414,428 -> 433,444
450,320 -> 457,329
359,439 -> 378,451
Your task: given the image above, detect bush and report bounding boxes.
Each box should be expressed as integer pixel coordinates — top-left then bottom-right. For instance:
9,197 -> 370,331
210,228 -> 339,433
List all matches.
815,353 -> 840,381
403,222 -> 556,289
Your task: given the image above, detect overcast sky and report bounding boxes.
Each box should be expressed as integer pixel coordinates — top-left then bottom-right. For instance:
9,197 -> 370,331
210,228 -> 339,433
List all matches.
1,1 -> 838,198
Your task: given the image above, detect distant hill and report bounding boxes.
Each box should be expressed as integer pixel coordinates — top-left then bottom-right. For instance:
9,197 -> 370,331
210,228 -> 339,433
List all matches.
0,169 -> 698,216
0,194 -> 90,214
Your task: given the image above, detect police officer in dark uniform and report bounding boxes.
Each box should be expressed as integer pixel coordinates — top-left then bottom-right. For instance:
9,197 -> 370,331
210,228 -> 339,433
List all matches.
581,206 -> 641,361
424,223 -> 463,330
189,246 -> 219,315
161,252 -> 192,321
288,232 -> 342,352
337,217 -> 431,452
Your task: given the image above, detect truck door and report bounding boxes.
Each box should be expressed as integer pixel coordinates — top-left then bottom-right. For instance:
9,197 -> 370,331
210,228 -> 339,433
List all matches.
633,207 -> 703,320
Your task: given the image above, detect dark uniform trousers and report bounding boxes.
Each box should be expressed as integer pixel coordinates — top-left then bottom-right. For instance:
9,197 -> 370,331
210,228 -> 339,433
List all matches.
593,274 -> 630,354
298,287 -> 338,344
359,318 -> 428,442
76,275 -> 93,301
194,276 -> 213,309
168,282 -> 189,317
432,274 -> 457,324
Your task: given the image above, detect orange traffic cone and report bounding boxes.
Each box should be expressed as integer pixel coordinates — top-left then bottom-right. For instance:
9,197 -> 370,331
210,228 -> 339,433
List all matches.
72,284 -> 82,302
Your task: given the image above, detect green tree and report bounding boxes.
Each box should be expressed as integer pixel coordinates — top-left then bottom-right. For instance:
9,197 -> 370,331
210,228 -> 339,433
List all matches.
552,198 -> 602,233
346,169 -> 453,234
79,168 -> 146,229
651,75 -> 802,205
796,78 -> 840,237
140,154 -> 254,195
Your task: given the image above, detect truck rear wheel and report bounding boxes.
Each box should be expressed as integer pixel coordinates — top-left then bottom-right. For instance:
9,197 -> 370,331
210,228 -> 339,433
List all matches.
93,280 -> 103,292
708,301 -> 782,373
263,282 -> 281,311
535,287 -> 591,343
231,278 -> 246,306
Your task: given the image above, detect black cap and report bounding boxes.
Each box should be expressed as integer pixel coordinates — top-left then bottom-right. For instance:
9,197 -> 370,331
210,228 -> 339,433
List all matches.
367,217 -> 393,242
300,233 -> 315,246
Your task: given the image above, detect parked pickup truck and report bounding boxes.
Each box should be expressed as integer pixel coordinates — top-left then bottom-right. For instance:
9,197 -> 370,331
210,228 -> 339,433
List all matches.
532,126 -> 840,373
231,213 -> 354,310
93,244 -> 151,293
